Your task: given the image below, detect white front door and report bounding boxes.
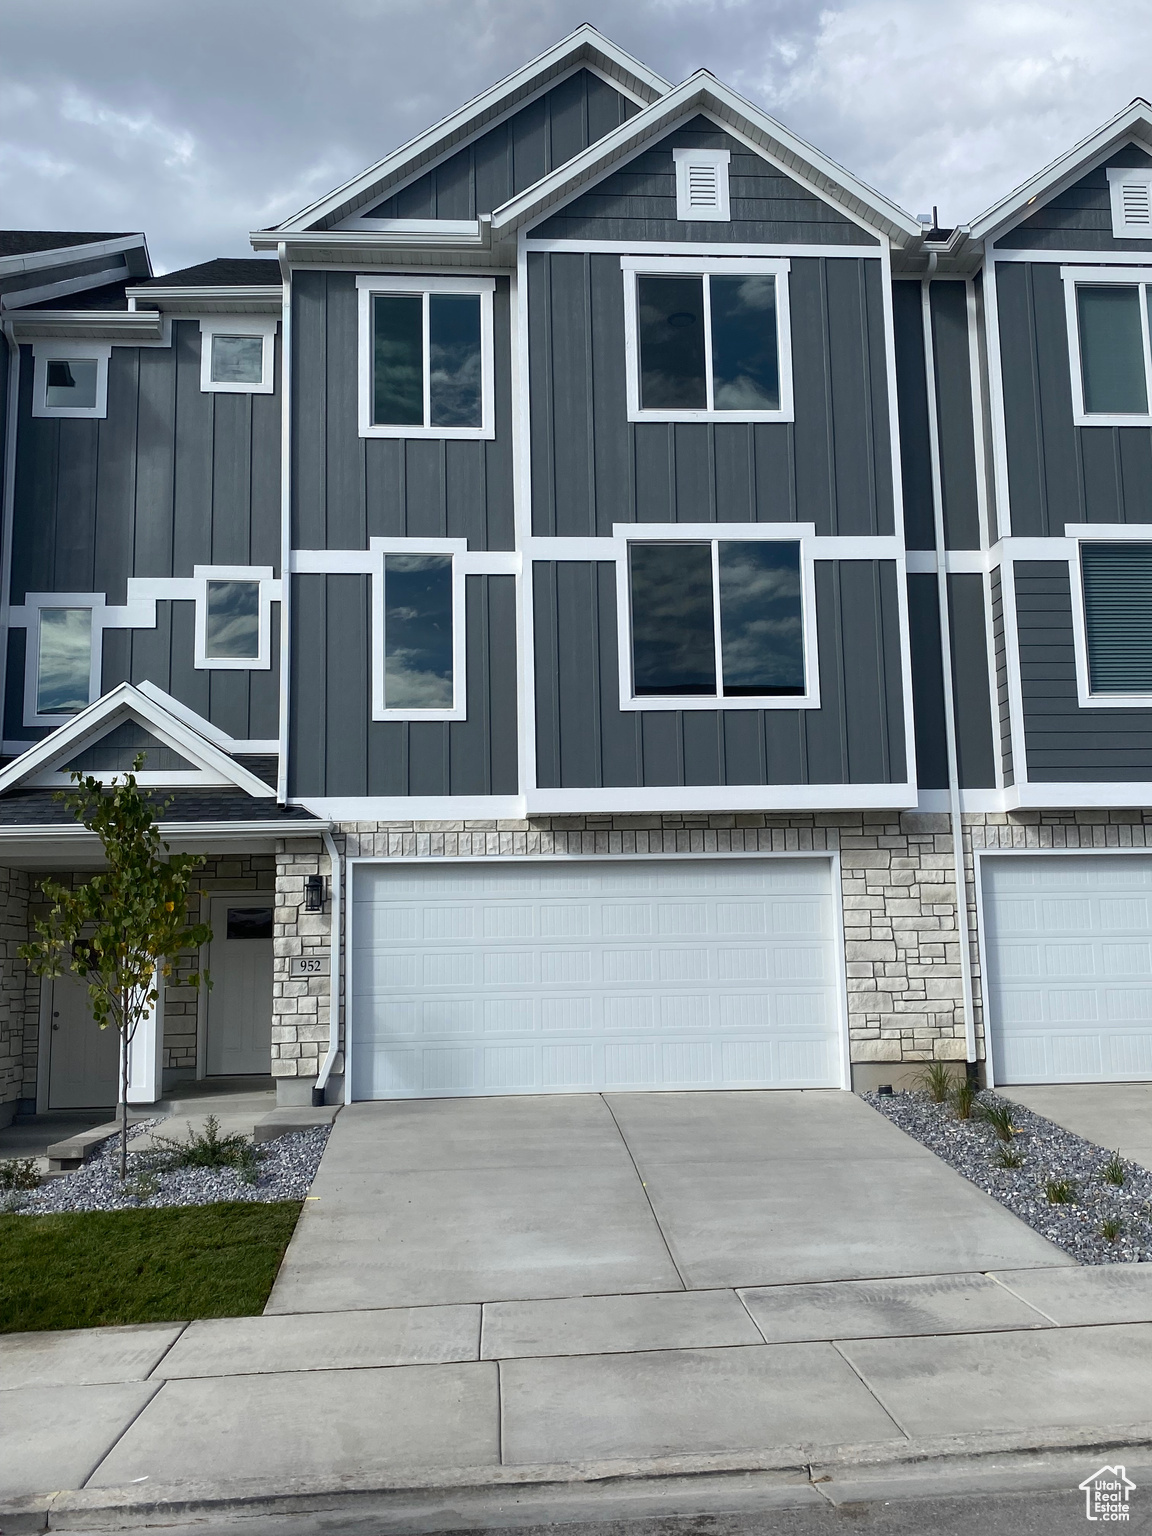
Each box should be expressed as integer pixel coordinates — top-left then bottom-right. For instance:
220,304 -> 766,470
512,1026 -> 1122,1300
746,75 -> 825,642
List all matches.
351,857 -> 842,1099
47,970 -> 119,1109
984,855 -> 1152,1084
206,896 -> 274,1076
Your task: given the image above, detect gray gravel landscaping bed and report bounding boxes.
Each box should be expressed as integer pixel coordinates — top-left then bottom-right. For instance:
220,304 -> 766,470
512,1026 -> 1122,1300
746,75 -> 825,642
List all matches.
1,1120 -> 329,1215
866,1088 -> 1152,1264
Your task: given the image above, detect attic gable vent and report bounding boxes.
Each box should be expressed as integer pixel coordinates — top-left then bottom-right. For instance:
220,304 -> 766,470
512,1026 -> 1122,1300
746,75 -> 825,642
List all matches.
673,148 -> 731,223
1107,167 -> 1152,238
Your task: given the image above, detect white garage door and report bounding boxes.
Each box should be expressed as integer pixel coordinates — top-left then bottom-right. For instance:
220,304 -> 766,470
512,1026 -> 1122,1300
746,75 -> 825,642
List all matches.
983,855 -> 1152,1084
350,858 -> 843,1098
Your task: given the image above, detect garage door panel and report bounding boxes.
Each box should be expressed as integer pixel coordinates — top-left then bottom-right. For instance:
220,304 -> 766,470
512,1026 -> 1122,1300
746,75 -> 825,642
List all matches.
351,858 -> 843,1098
984,855 -> 1152,1084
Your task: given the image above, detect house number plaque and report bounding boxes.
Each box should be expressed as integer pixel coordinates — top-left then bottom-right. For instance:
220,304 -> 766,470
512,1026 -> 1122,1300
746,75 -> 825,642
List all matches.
290,952 -> 330,977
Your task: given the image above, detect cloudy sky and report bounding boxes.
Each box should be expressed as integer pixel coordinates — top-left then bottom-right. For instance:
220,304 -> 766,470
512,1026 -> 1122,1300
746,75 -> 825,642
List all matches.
2,0 -> 1150,273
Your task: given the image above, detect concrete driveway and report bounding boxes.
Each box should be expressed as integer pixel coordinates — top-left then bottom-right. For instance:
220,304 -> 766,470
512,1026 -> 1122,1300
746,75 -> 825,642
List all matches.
265,1089 -> 1069,1314
1005,1083 -> 1152,1170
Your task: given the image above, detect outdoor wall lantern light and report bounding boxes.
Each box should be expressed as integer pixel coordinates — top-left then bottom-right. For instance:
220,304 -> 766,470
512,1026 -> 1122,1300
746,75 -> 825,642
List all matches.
304,874 -> 325,911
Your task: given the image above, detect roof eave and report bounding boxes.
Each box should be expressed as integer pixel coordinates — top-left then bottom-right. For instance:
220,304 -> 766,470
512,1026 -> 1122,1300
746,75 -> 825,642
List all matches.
126,284 -> 284,314
4,310 -> 165,342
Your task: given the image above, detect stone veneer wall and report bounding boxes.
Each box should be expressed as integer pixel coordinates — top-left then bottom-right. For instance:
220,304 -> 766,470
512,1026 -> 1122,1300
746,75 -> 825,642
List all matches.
0,867 -> 29,1116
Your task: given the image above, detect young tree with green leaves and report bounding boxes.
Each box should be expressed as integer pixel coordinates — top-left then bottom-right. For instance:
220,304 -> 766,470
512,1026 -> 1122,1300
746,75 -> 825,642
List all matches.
20,761 -> 212,1179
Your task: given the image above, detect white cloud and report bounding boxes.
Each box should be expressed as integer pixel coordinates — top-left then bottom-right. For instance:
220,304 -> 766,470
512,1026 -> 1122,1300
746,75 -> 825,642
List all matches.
0,0 -> 1149,268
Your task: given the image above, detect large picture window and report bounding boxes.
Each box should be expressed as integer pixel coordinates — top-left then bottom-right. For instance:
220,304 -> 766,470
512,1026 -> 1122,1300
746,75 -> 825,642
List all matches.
622,256 -> 793,423
357,276 -> 495,439
624,535 -> 810,707
1061,267 -> 1152,425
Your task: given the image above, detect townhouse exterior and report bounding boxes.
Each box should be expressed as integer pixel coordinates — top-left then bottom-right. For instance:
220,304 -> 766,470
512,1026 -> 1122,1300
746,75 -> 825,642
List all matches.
3,26 -> 1152,1119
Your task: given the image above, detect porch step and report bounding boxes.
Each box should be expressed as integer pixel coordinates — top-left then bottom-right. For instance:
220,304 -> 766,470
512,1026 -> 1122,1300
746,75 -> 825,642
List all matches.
45,1121 -> 121,1171
253,1104 -> 341,1144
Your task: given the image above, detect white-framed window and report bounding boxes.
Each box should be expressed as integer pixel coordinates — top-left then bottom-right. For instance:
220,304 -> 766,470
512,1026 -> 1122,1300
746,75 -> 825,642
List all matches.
1061,265 -> 1152,425
621,256 -> 793,424
1107,167 -> 1152,239
610,522 -> 819,712
673,147 -> 730,222
370,539 -> 466,720
199,318 -> 277,394
1065,529 -> 1152,705
192,566 -> 277,670
31,342 -> 111,419
356,275 -> 495,440
15,595 -> 103,726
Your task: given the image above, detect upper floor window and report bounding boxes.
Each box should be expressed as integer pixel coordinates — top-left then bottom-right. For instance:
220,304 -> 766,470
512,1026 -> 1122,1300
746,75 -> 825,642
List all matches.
1080,541 -> 1152,695
199,318 -> 276,394
371,542 -> 466,720
619,532 -> 814,710
37,607 -> 93,717
193,566 -> 276,670
1107,168 -> 1152,238
1061,267 -> 1152,425
622,257 -> 793,423
32,342 -> 110,419
673,148 -> 730,222
356,275 -> 495,440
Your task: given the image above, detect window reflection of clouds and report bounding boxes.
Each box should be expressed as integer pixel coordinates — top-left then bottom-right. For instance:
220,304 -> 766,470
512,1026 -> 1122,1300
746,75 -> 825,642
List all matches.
718,542 -> 804,695
429,295 -> 482,427
37,608 -> 92,714
630,543 -> 716,695
373,295 -> 423,425
384,555 -> 454,709
710,277 -> 780,411
206,581 -> 261,659
637,276 -> 707,410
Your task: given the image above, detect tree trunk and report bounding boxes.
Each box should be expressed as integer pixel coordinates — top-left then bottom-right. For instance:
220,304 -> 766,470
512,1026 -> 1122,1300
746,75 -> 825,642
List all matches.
119,996 -> 129,1181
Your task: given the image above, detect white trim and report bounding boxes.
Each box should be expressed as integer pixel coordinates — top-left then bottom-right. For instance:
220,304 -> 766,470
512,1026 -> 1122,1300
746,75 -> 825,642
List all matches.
673,147 -> 730,222
343,847 -> 852,1100
983,243 -> 1013,537
275,26 -> 670,232
0,234 -> 147,280
135,680 -> 277,754
513,236 -> 536,821
992,247 -> 1152,265
198,317 -> 277,395
879,240 -> 918,795
297,794 -> 526,819
607,521 -> 818,712
525,238 -> 885,258
526,783 -> 915,813
0,325 -> 20,742
355,274 -> 495,439
621,255 -> 793,423
524,533 -> 901,562
1107,165 -> 1152,238
30,341 -> 110,419
0,682 -> 276,798
191,566 -> 278,670
277,244 -> 292,803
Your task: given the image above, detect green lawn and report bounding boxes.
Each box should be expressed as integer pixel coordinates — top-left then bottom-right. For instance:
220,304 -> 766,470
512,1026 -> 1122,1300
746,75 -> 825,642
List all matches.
0,1200 -> 302,1333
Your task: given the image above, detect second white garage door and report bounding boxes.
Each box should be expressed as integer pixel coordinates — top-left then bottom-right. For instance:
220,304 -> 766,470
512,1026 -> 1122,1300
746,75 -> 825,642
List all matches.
350,857 -> 843,1098
983,855 -> 1152,1084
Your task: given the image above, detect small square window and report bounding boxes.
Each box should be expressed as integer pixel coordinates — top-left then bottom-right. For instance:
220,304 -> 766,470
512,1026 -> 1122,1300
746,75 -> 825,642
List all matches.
210,335 -> 265,386
36,608 -> 93,716
627,539 -> 805,703
45,359 -> 99,411
205,580 -> 261,660
357,277 -> 494,439
198,319 -> 276,394
32,345 -> 110,418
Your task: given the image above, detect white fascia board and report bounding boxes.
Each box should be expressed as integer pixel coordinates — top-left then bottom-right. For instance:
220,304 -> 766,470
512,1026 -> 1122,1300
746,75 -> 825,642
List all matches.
295,795 -> 528,821
0,235 -> 148,280
969,105 -> 1152,243
6,310 -> 166,343
0,263 -> 131,312
126,284 -> 283,315
134,680 -> 279,755
491,73 -> 922,246
273,26 -> 670,233
525,783 -> 918,814
0,682 -> 276,799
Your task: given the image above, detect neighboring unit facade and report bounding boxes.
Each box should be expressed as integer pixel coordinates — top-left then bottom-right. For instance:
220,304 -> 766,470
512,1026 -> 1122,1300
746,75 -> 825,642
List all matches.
3,27 -> 1152,1118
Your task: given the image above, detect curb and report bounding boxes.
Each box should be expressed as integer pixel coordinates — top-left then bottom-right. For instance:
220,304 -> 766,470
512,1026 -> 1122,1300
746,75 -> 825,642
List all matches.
5,1419 -> 1152,1531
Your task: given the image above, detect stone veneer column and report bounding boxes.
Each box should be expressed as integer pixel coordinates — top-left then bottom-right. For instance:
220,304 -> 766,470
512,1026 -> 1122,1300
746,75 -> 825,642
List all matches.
273,837 -> 334,1102
0,866 -> 30,1124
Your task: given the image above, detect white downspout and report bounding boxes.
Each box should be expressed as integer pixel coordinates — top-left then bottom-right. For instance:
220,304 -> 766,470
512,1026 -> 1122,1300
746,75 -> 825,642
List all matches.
275,242 -> 292,806
313,828 -> 342,1102
0,320 -> 21,740
920,271 -> 979,1067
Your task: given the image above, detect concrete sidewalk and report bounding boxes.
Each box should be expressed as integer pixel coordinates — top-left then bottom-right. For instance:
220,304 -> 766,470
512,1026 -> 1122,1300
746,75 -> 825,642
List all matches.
1007,1082 -> 1152,1171
4,1264 -> 1152,1515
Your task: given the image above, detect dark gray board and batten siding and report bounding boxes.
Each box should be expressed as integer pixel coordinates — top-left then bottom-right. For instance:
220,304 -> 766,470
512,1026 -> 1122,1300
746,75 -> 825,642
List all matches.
5,324 -> 281,745
361,69 -> 639,222
996,144 -> 1152,252
1015,560 -> 1152,782
291,271 -> 514,551
288,573 -> 517,798
529,251 -> 895,536
533,560 -> 906,789
531,117 -> 879,245
997,260 -> 1152,536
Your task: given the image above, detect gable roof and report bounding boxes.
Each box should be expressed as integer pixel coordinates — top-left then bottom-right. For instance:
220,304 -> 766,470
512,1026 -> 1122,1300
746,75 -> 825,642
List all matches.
968,98 -> 1152,243
488,70 -> 922,247
272,26 -> 670,233
0,684 -> 276,800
